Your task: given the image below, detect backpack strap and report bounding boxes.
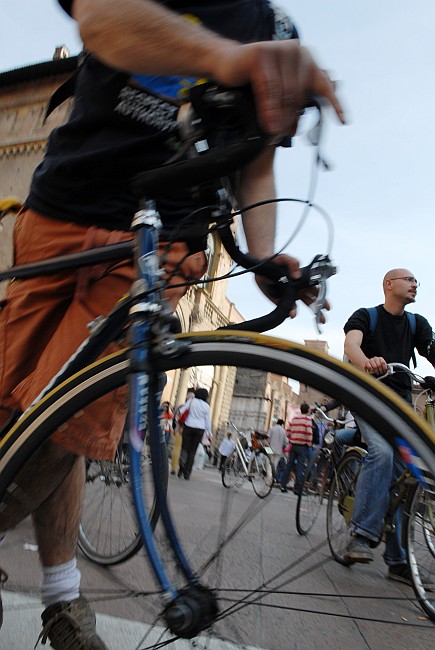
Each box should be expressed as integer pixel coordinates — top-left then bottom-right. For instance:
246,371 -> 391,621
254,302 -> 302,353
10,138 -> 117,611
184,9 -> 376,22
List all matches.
406,312 -> 417,367
407,311 -> 416,336
367,306 -> 378,336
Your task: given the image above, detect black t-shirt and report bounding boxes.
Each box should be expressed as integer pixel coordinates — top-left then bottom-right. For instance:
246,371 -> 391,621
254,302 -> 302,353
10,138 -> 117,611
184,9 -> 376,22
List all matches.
344,305 -> 435,400
28,1 -> 298,233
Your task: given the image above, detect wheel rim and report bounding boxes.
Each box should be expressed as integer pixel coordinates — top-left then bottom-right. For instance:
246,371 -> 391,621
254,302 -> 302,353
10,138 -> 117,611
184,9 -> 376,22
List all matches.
407,484 -> 435,620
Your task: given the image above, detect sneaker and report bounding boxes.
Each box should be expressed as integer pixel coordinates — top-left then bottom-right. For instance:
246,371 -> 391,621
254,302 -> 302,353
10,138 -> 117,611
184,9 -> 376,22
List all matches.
38,595 -> 108,649
344,535 -> 374,563
0,567 -> 8,629
388,563 -> 433,589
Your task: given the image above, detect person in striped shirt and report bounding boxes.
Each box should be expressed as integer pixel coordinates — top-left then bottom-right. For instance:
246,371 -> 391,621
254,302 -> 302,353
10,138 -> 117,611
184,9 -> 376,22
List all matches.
280,403 -> 313,495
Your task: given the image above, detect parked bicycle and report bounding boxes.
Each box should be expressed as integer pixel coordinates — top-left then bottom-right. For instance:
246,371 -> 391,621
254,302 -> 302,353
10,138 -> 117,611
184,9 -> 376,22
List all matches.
326,363 -> 435,621
295,405 -> 363,535
221,422 -> 275,498
1,87 -> 435,646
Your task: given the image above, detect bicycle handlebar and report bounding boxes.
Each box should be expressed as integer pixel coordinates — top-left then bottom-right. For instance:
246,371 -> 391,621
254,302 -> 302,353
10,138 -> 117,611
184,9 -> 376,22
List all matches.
312,403 -> 349,426
131,84 -> 269,199
131,83 -> 326,199
377,363 -> 435,391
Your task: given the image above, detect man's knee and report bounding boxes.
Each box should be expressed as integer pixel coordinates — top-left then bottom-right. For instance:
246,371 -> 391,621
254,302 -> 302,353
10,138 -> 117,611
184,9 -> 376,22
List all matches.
0,440 -> 77,531
358,422 -> 393,462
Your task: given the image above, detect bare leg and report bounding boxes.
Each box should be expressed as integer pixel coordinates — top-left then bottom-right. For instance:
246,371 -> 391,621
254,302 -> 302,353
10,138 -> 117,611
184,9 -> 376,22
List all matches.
32,454 -> 85,566
0,440 -> 78,534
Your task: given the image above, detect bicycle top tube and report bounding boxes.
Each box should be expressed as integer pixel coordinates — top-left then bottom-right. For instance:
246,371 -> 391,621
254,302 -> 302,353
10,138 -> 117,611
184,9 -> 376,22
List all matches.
0,241 -> 133,282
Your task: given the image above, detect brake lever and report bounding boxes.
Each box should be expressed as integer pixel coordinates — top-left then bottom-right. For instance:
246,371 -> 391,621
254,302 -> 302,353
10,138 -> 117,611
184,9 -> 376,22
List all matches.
299,254 -> 337,332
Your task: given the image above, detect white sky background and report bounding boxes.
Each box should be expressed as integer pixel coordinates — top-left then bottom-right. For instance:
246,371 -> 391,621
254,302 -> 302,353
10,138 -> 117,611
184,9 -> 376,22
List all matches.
1,0 -> 435,376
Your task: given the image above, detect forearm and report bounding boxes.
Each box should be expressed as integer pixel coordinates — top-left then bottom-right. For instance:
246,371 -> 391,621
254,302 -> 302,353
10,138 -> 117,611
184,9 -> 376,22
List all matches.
72,1 -> 345,137
73,0 -> 235,77
238,147 -> 276,258
343,339 -> 370,371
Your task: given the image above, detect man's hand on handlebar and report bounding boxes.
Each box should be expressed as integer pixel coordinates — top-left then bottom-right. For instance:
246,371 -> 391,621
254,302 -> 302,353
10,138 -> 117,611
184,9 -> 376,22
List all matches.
213,41 -> 346,137
254,253 -> 330,322
363,356 -> 388,375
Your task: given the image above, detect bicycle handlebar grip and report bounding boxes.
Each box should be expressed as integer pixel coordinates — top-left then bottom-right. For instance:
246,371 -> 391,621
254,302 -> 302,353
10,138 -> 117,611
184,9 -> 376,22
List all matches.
131,137 -> 267,199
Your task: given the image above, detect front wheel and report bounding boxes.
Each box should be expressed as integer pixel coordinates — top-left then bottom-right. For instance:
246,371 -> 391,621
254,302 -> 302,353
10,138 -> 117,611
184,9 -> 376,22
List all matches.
405,483 -> 435,620
326,449 -> 364,565
2,332 -> 435,648
249,449 -> 274,498
296,449 -> 332,535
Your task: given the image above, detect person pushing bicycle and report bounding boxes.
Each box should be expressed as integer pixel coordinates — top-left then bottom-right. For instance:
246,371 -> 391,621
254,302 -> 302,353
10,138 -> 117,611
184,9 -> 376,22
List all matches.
0,1 -> 344,646
343,268 -> 435,585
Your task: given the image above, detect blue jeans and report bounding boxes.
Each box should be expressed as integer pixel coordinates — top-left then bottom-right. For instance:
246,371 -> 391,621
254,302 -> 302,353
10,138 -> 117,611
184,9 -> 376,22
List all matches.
334,427 -> 358,457
352,417 -> 406,566
281,444 -> 310,494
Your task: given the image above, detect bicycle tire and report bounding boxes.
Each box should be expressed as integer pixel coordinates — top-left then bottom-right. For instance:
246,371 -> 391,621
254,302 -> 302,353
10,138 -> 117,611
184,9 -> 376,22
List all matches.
405,482 -> 435,620
296,448 -> 333,535
326,449 -> 365,566
77,431 -> 167,566
2,331 -> 435,648
249,448 -> 274,498
221,453 -> 244,488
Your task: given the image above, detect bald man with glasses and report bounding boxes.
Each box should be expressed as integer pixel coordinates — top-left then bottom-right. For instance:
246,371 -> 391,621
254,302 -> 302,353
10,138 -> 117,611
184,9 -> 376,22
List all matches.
342,268 -> 435,585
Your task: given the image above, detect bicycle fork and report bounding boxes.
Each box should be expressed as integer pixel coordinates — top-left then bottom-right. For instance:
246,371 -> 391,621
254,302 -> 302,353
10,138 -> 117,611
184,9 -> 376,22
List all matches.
127,201 -> 218,637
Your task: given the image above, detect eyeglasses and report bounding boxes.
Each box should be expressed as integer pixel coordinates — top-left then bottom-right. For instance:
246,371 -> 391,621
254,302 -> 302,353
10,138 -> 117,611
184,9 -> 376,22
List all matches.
389,276 -> 420,287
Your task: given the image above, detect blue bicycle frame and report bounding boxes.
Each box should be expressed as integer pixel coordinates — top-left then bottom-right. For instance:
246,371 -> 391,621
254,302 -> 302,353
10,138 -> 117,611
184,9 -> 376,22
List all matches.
128,201 -> 200,602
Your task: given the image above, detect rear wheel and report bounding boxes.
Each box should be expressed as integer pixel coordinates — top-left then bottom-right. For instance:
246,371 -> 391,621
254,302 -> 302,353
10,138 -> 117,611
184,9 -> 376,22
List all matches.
405,483 -> 435,620
326,449 -> 365,565
296,448 -> 332,535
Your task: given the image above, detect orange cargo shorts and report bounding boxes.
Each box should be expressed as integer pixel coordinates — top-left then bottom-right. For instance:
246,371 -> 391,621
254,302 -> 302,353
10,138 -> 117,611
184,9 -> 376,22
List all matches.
0,208 -> 207,459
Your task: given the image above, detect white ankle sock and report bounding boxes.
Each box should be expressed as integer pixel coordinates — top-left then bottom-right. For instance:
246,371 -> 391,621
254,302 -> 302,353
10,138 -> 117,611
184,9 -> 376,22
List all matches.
41,558 -> 81,606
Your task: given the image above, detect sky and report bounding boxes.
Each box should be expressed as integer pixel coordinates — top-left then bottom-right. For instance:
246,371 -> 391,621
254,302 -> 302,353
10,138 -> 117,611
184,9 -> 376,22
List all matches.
1,0 -> 435,375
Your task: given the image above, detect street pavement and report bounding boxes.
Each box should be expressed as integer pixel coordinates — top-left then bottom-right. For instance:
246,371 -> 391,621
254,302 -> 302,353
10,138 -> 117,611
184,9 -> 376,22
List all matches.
1,464 -> 434,649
